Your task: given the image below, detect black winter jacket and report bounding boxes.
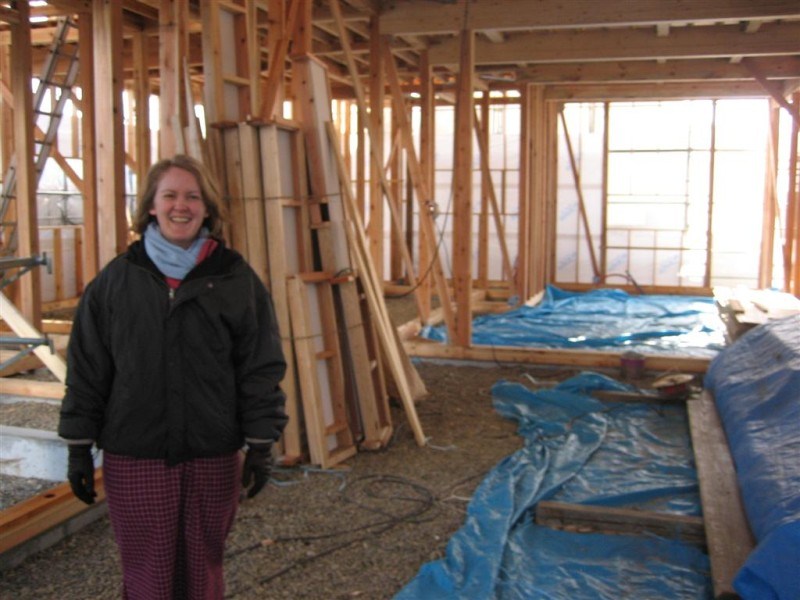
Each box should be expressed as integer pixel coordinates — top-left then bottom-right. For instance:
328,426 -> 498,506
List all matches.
58,239 -> 288,465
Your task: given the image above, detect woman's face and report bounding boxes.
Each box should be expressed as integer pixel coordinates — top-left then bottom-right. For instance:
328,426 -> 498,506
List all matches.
149,166 -> 209,249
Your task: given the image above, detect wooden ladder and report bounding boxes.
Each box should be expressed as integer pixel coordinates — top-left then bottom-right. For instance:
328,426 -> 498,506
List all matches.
1,17 -> 79,256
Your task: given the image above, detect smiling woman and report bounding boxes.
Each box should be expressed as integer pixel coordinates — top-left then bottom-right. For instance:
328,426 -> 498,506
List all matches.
147,167 -> 208,248
58,154 -> 289,600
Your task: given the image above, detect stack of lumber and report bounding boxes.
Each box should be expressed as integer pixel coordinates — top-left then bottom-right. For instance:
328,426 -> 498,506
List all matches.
217,59 -> 426,469
714,286 -> 800,341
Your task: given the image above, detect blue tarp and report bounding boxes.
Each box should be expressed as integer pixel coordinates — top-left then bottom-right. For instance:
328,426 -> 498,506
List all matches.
395,373 -> 712,599
704,314 -> 800,600
420,285 -> 725,357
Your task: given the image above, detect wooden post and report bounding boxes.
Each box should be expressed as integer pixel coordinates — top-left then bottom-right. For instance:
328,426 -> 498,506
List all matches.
131,27 -> 151,181
452,28 -> 474,347
77,9 -> 98,280
788,93 -> 800,295
158,0 -> 189,158
367,15 -> 384,282
8,0 -> 40,325
759,101 -> 780,289
417,50 -> 434,321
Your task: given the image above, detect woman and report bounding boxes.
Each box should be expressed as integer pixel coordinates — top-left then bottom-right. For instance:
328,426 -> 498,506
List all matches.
59,154 -> 287,599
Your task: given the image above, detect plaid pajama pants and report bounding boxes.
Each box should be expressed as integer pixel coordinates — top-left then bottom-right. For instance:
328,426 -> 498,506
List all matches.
103,452 -> 241,600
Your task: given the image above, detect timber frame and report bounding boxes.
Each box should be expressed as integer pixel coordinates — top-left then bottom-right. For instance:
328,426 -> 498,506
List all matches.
1,1 -> 800,585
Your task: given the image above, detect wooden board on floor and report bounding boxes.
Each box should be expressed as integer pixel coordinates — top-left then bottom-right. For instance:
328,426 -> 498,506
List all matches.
535,500 -> 706,546
687,391 -> 755,598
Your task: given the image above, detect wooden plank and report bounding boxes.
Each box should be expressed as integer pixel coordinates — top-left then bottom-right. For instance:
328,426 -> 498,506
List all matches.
293,49 -> 408,448
287,276 -> 357,468
0,470 -> 106,557
687,391 -> 755,598
237,123 -> 270,284
325,122 -> 427,445
0,378 -> 64,399
220,125 -> 249,256
0,292 -> 66,382
536,500 -> 706,546
405,338 -> 711,374
258,123 -> 306,462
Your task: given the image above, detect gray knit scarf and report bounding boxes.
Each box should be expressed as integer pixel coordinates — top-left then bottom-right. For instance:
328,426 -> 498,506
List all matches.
143,222 -> 209,281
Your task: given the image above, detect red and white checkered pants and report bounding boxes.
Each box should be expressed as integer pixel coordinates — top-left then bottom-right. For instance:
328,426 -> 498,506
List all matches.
103,452 -> 241,600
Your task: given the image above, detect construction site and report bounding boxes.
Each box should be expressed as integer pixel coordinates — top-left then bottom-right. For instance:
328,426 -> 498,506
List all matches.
1,1 -> 799,598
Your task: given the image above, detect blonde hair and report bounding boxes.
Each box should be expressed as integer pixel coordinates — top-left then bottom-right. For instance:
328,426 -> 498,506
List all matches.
132,155 -> 226,238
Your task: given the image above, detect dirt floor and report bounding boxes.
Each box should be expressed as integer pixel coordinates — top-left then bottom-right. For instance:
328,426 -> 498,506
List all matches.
0,297 -> 588,599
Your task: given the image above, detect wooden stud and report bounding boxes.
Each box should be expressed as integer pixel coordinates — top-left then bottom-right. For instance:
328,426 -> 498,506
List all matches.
452,28 -> 475,347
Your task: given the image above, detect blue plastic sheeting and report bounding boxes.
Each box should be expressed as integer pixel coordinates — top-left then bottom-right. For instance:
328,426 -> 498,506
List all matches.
704,314 -> 800,600
395,373 -> 711,600
420,285 -> 725,357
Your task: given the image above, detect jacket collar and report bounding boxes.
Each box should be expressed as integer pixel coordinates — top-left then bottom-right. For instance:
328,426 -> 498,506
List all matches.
126,237 -> 243,281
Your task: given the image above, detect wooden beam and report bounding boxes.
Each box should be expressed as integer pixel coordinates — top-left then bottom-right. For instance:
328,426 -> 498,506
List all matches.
514,56 -> 800,85
543,80 -> 773,102
742,57 -> 800,124
428,21 -> 800,67
380,0 -> 800,35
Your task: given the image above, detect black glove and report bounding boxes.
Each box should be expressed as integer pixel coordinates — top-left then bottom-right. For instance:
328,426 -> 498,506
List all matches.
67,444 -> 97,505
242,442 -> 274,499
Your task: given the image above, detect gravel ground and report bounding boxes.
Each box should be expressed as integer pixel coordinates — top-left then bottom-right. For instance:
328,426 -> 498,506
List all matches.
1,297 -> 581,598
0,359 -> 560,599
